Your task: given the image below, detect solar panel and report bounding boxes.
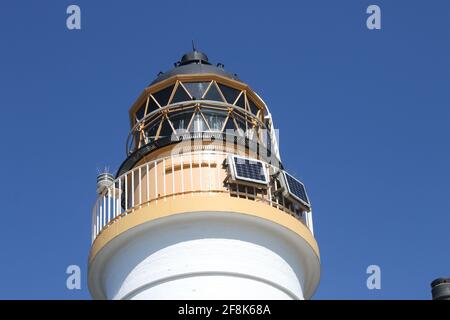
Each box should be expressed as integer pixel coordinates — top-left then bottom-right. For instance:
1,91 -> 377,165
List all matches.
282,171 -> 310,208
228,155 -> 268,185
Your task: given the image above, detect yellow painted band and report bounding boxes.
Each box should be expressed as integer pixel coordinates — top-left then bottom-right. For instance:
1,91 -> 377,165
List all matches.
89,193 -> 320,263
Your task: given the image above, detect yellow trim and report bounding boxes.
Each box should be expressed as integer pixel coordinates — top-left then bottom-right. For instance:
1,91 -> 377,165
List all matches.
89,193 -> 320,263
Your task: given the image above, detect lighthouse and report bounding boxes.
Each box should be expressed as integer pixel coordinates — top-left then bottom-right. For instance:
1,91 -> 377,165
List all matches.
88,50 -> 320,300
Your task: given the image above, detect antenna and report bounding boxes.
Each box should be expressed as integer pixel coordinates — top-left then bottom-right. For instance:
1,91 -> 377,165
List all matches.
192,40 -> 196,52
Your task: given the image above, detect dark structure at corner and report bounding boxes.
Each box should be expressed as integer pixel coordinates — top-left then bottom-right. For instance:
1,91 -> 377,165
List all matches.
431,278 -> 450,300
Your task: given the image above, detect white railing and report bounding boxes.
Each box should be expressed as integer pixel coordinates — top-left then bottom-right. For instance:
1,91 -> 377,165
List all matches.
92,151 -> 312,243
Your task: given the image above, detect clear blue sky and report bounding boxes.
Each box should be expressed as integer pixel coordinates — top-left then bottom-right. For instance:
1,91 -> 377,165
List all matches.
0,0 -> 449,299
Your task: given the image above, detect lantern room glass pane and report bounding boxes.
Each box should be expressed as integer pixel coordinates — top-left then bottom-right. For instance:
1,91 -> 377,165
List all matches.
183,82 -> 210,100
136,103 -> 146,121
171,84 -> 192,103
136,97 -> 160,123
147,96 -> 160,114
248,98 -> 260,116
234,93 -> 245,108
217,83 -> 240,104
146,122 -> 159,140
152,84 -> 175,107
158,119 -> 174,139
234,115 -> 247,133
201,108 -> 227,131
190,112 -> 207,132
168,110 -> 194,133
223,115 -> 235,132
204,83 -> 225,102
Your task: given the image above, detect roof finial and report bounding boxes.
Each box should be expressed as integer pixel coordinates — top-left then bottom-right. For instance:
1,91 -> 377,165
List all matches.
192,40 -> 196,52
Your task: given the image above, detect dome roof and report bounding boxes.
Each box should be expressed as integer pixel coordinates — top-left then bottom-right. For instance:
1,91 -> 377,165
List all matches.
150,50 -> 239,85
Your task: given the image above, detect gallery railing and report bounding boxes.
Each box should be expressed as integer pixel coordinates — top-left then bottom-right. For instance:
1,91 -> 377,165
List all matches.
92,151 -> 313,243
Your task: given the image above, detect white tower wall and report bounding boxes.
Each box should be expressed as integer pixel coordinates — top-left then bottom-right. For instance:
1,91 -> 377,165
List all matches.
88,212 -> 320,300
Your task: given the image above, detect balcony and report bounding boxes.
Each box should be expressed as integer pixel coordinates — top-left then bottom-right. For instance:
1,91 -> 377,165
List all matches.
92,151 -> 313,243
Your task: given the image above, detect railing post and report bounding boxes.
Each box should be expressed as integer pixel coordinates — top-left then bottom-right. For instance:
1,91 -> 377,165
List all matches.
189,153 -> 193,194
107,187 -> 111,223
305,211 -> 314,235
99,202 -> 103,231
208,154 -> 211,192
146,163 -> 150,205
171,155 -> 175,198
118,177 -> 122,217
139,167 -> 142,208
96,202 -> 99,237
154,160 -> 158,203
199,153 -> 202,191
124,174 -> 128,212
112,181 -> 117,219
92,206 -> 95,243
163,158 -> 166,199
102,194 -> 106,228
181,154 -> 184,197
131,169 -> 135,209
216,153 -> 220,190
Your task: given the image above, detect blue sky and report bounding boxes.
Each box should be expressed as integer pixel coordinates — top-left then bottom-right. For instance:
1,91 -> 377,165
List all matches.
0,0 -> 449,299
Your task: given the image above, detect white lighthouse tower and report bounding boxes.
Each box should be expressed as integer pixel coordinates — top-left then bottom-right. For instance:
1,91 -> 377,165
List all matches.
88,50 -> 320,300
